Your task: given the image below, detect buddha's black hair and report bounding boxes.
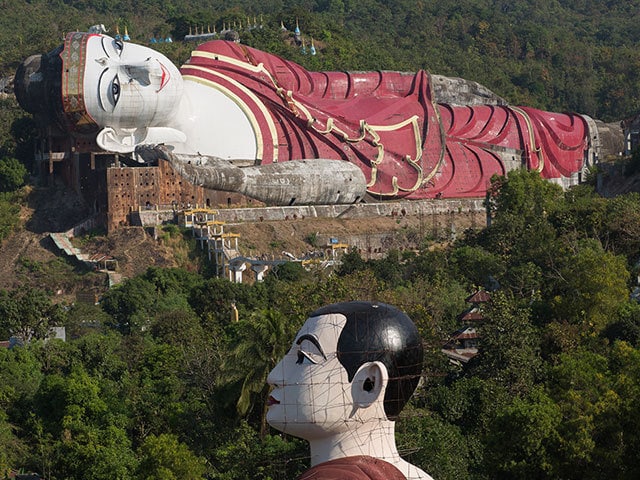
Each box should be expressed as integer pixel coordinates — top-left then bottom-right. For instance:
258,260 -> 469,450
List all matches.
15,44 -> 65,131
310,301 -> 423,420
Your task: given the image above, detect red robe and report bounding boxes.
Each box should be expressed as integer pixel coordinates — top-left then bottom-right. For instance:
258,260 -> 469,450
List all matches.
297,455 -> 407,480
181,41 -> 590,200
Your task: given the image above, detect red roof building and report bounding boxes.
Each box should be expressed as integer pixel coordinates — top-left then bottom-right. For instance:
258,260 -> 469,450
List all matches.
443,290 -> 491,364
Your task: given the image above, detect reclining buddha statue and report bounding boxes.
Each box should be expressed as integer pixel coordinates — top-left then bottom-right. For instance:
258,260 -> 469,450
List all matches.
15,32 -> 622,204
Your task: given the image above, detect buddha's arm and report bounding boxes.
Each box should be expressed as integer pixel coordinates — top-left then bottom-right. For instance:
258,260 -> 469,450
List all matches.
135,145 -> 366,205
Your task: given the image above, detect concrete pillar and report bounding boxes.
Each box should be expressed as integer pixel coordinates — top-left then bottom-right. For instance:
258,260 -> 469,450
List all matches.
229,262 -> 246,283
252,264 -> 269,282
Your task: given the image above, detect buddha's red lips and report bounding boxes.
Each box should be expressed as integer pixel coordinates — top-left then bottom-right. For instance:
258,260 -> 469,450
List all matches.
267,396 -> 280,406
158,62 -> 170,92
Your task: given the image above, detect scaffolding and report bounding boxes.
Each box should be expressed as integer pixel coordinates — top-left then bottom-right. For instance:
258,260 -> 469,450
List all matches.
180,209 -> 351,282
180,208 -> 244,279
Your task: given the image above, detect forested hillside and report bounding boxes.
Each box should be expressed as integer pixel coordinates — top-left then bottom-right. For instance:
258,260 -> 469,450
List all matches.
3,1 -> 640,479
2,172 -> 640,479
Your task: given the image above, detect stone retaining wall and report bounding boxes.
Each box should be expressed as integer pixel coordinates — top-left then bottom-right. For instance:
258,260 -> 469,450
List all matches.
133,198 -> 486,226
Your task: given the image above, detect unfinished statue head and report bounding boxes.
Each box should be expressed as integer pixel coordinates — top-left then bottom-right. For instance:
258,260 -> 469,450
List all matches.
267,301 -> 429,478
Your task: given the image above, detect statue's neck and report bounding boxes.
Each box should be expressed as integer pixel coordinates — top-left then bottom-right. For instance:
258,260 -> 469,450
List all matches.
308,420 -> 433,480
308,420 -> 401,466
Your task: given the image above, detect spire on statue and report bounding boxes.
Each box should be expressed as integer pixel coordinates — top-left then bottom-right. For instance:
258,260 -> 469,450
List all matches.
294,18 -> 302,45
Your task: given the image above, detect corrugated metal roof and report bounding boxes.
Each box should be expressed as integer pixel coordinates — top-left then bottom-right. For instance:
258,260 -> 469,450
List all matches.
466,290 -> 491,303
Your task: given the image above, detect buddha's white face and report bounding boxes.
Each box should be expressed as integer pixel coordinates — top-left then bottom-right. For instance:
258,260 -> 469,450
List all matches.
266,313 -> 354,440
82,35 -> 183,128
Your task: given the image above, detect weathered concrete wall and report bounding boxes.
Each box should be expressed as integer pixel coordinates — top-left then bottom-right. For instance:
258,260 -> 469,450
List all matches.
211,198 -> 485,223
133,197 -> 487,245
131,209 -> 177,227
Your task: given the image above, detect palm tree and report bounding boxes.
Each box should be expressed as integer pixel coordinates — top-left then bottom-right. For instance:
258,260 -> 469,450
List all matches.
222,308 -> 301,436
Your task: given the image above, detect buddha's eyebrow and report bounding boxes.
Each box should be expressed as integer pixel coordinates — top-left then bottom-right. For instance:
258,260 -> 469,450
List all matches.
101,37 -> 109,57
296,334 -> 327,360
96,67 -> 109,111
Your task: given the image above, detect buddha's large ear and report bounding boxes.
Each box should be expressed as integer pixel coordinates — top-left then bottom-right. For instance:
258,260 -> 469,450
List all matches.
96,127 -> 187,153
351,361 -> 388,411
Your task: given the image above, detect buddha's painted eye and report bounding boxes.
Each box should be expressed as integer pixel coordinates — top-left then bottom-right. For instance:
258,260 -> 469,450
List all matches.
98,70 -> 120,112
111,76 -> 121,105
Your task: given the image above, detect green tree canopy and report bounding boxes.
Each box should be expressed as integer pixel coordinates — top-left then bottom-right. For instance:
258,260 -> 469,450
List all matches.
0,157 -> 27,193
137,433 -> 207,480
0,287 -> 65,343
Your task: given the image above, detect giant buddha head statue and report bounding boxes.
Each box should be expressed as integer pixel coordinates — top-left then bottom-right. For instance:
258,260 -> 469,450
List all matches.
15,32 -> 185,152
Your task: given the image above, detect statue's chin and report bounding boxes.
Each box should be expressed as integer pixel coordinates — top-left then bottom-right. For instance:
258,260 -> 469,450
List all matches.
266,409 -> 353,440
